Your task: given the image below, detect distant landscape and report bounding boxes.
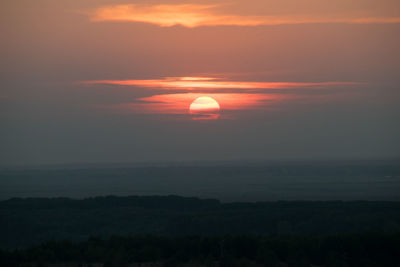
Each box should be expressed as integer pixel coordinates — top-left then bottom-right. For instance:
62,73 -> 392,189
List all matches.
1,160 -> 399,202
1,161 -> 400,265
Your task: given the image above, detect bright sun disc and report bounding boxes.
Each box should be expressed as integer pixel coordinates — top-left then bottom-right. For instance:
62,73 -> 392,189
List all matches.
189,96 -> 220,119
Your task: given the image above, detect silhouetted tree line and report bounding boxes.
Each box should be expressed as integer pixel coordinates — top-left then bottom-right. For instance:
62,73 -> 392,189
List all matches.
1,233 -> 400,266
1,196 -> 400,249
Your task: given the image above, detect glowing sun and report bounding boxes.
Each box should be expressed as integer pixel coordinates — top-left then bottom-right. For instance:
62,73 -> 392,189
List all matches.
189,96 -> 220,120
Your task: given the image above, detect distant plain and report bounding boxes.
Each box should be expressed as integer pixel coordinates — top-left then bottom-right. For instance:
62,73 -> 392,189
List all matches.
1,160 -> 399,202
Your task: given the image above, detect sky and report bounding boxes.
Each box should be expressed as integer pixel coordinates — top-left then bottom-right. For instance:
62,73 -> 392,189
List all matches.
1,0 -> 399,165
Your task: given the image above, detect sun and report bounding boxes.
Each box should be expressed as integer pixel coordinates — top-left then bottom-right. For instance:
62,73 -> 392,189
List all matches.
189,96 -> 220,119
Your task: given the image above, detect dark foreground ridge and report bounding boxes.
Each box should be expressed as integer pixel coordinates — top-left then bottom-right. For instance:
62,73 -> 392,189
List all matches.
2,234 -> 400,267
1,195 -> 400,249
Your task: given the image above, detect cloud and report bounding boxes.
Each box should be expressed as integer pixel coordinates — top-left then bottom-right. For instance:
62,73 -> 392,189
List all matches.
112,93 -> 287,115
88,4 -> 400,27
83,76 -> 360,91
84,76 -> 362,118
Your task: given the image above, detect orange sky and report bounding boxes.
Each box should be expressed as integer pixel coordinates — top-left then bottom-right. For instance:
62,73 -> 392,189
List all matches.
1,0 -> 399,164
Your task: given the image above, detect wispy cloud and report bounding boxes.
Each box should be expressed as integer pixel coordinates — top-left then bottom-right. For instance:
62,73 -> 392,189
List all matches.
83,76 -> 360,91
88,4 -> 400,27
113,93 -> 287,114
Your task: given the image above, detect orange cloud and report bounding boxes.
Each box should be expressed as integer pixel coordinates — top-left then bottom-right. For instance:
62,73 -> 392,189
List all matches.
83,76 -> 359,91
113,93 -> 288,116
89,4 -> 400,27
85,76 -> 362,118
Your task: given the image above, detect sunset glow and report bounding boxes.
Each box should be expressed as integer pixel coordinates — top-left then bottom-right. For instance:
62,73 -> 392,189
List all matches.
110,93 -> 291,119
189,97 -> 221,120
190,97 -> 220,111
